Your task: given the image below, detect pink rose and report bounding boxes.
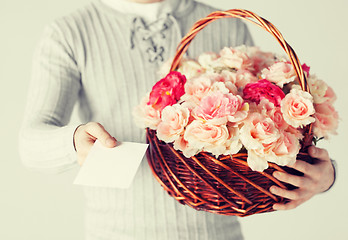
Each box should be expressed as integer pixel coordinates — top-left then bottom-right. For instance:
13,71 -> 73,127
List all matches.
190,72 -> 231,96
243,79 -> 285,107
313,103 -> 339,138
184,120 -> 229,157
193,92 -> 248,125
133,95 -> 161,130
173,134 -> 200,158
148,71 -> 186,110
280,88 -> 315,128
258,99 -> 304,139
156,104 -> 190,143
240,112 -> 281,151
240,110 -> 300,172
261,61 -> 296,88
267,131 -> 300,166
247,131 -> 300,171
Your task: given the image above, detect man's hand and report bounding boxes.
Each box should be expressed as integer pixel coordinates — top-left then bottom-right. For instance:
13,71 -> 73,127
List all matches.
270,145 -> 335,210
73,122 -> 117,165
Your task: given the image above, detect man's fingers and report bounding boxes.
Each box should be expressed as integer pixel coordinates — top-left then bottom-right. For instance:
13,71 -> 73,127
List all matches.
273,171 -> 306,188
85,122 -> 117,147
273,199 -> 306,211
289,160 -> 313,175
269,186 -> 303,201
308,146 -> 330,161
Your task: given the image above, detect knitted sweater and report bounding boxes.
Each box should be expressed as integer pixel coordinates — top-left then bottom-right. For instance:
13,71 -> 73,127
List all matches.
19,0 -> 254,239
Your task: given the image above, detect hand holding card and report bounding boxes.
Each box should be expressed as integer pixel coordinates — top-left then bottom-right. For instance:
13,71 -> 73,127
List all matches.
74,140 -> 148,189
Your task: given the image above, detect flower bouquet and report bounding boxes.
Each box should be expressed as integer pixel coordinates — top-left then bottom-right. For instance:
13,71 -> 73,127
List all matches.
133,10 -> 339,216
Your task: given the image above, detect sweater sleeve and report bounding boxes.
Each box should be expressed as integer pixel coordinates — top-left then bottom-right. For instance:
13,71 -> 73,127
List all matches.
244,23 -> 254,46
19,23 -> 81,174
236,20 -> 254,47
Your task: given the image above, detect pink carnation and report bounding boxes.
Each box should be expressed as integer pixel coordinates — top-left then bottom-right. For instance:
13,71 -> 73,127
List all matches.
181,74 -> 213,104
308,74 -> 337,104
243,79 -> 285,107
219,47 -> 253,70
261,61 -> 296,87
257,99 -> 288,130
148,71 -> 186,110
193,92 -> 248,125
197,52 -> 220,70
248,48 -> 275,75
178,60 -> 204,80
324,86 -> 337,104
224,124 -> 243,155
221,69 -> 258,89
133,95 -> 161,130
313,103 -> 339,138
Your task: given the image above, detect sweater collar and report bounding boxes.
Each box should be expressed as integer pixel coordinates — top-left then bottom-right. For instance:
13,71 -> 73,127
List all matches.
100,0 -> 168,23
95,0 -> 195,22
93,0 -> 194,63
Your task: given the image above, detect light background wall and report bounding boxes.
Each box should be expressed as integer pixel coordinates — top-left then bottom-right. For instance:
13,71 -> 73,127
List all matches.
1,0 -> 347,239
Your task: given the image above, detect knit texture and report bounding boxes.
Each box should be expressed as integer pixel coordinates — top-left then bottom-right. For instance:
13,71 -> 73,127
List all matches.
19,0 -> 254,239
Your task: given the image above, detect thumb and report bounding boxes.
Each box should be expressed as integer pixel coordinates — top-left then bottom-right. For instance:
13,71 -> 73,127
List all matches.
308,146 -> 330,161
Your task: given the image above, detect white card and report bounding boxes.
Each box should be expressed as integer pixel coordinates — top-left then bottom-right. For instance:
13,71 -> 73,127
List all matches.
73,140 -> 148,189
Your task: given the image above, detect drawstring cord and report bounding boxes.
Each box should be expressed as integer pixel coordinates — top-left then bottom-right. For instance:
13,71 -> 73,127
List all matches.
130,13 -> 182,63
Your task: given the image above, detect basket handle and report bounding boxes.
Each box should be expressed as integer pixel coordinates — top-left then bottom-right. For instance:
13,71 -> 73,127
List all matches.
170,9 -> 309,92
170,9 -> 313,146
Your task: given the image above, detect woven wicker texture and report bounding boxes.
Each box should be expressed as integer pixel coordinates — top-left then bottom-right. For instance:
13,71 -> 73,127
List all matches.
146,9 -> 313,217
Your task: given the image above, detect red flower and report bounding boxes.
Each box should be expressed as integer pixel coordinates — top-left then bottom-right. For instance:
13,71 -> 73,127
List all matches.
148,71 -> 186,110
301,63 -> 310,77
243,79 -> 285,107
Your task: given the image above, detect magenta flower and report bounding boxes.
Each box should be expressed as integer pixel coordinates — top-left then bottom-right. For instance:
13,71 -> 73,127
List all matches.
302,63 -> 310,77
148,71 -> 187,110
243,79 -> 285,107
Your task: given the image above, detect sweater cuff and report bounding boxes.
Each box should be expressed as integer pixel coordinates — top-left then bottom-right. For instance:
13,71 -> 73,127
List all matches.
64,124 -> 81,165
323,159 -> 337,192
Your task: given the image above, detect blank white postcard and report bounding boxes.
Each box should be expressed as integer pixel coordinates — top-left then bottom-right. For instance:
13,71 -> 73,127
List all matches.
74,140 -> 148,189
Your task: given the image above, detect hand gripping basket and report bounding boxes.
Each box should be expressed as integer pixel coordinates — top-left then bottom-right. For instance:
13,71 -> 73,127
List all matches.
146,9 -> 313,217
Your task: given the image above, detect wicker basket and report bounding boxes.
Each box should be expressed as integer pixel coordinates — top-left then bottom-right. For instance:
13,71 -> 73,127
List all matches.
146,9 -> 314,217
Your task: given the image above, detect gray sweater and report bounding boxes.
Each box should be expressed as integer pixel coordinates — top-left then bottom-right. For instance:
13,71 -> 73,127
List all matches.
19,0 -> 253,239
